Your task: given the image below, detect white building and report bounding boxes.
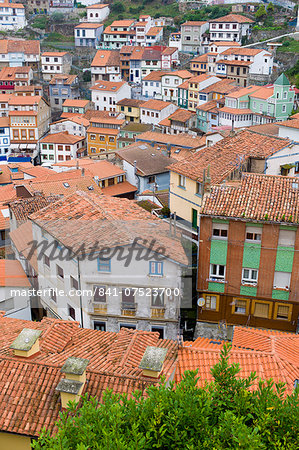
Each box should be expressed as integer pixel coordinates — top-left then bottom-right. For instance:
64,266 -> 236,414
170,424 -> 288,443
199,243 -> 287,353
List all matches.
0,116 -> 9,155
209,14 -> 254,43
74,23 -> 104,49
0,93 -> 12,116
0,1 -> 27,30
161,70 -> 193,104
142,71 -> 165,99
0,260 -> 31,321
91,50 -> 121,84
145,27 -> 163,46
278,118 -> 299,142
0,39 -> 40,69
161,47 -> 179,71
39,131 -> 86,165
50,116 -> 90,137
86,3 -> 110,22
140,99 -> 178,125
30,191 -> 188,338
91,80 -> 131,112
41,52 -> 72,81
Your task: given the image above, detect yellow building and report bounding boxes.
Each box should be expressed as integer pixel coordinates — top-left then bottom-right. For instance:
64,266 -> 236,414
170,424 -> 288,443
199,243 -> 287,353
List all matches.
87,127 -> 118,159
86,116 -> 124,159
169,170 -> 203,229
116,98 -> 144,123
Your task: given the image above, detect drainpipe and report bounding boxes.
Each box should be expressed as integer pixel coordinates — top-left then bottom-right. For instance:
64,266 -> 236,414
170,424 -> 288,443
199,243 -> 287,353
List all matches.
77,258 -> 84,328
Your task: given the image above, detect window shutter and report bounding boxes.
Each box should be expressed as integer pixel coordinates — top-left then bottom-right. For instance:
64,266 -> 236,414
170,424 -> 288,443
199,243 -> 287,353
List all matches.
254,302 -> 269,318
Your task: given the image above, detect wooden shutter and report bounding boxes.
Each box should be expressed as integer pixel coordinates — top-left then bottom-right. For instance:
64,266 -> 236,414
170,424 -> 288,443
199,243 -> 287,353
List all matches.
254,302 -> 269,318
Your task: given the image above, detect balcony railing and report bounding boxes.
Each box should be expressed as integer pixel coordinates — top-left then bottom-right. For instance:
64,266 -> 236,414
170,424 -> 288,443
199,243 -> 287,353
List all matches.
151,307 -> 165,319
121,302 -> 137,316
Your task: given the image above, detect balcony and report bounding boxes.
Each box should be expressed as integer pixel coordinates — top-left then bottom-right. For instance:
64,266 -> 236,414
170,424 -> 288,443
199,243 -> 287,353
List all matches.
151,307 -> 165,319
121,302 -> 137,317
93,303 -> 107,315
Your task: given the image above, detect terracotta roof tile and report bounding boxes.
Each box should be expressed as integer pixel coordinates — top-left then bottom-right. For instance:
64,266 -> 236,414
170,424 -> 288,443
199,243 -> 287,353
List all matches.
30,191 -> 188,265
62,99 -> 89,107
117,98 -> 144,107
182,21 -> 207,26
0,316 -> 177,437
75,22 -> 103,29
0,260 -> 30,287
49,74 -> 78,85
91,50 -> 120,67
8,194 -> 61,225
142,70 -> 167,81
279,118 -> 299,129
210,14 -> 254,23
168,130 -> 290,183
137,131 -> 206,149
202,172 -> 299,224
90,80 -> 126,92
101,180 -> 137,196
141,99 -> 173,111
146,27 -> 163,36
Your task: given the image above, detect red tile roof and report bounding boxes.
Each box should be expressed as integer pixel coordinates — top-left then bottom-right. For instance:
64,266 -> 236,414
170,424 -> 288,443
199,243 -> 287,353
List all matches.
182,21 -> 207,26
141,99 -> 173,111
102,180 -> 137,196
30,191 -> 188,265
176,327 -> 299,394
91,49 -> 120,67
137,131 -> 205,149
90,80 -> 126,92
167,130 -> 291,183
62,99 -> 89,108
0,260 -> 30,287
279,118 -> 299,129
202,173 -> 299,224
0,316 -> 177,437
210,14 -> 254,23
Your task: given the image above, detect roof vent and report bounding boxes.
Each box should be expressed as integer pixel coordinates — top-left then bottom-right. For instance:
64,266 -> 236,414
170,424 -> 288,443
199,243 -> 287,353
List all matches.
56,357 -> 89,408
63,182 -> 70,188
10,328 -> 42,358
139,346 -> 167,378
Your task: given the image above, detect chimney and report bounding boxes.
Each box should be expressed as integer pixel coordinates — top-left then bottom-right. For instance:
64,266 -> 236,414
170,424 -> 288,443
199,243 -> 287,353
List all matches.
10,328 -> 42,358
56,357 -> 89,408
204,165 -> 211,194
230,117 -> 235,136
139,346 -> 168,378
81,167 -> 85,177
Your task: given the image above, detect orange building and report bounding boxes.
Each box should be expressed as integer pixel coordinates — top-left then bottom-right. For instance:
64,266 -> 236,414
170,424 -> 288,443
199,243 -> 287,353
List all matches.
87,114 -> 124,159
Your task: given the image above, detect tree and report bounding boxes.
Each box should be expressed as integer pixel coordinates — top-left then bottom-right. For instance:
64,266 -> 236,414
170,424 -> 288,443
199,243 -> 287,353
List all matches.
32,345 -> 299,449
82,70 -> 91,82
51,12 -> 64,22
111,1 -> 125,14
255,5 -> 267,20
267,2 -> 274,13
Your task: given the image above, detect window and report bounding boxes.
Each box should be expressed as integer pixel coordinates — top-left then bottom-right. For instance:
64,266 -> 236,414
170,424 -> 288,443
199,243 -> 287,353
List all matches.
151,290 -> 164,307
44,255 -> 50,267
210,264 -> 225,280
232,298 -> 249,315
212,223 -> 228,239
57,265 -> 64,279
50,289 -> 57,303
273,271 -> 291,290
151,326 -> 164,339
278,229 -> 296,247
252,300 -> 272,319
122,288 -> 135,309
195,182 -> 202,196
97,257 -> 111,272
149,261 -> 163,276
68,304 -> 76,320
148,175 -> 155,184
109,137 -> 114,143
65,146 -> 71,151
282,105 -> 286,113
90,134 -> 96,140
58,145 -> 63,151
274,303 -> 292,321
245,227 -> 261,242
94,321 -> 106,331
283,91 -> 287,100
70,276 -> 78,290
178,175 -> 186,188
94,285 -> 106,302
203,294 -> 219,311
242,268 -> 258,285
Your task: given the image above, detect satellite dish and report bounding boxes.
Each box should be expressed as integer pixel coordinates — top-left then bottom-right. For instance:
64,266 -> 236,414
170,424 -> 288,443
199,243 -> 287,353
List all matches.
197,297 -> 205,307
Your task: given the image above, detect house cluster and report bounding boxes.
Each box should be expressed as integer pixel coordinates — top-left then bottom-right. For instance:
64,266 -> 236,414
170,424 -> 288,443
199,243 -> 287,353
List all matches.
0,3 -> 298,443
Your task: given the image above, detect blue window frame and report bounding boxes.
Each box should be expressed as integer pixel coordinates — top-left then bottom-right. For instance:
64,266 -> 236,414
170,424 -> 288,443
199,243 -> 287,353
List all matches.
97,257 -> 111,272
149,261 -> 163,276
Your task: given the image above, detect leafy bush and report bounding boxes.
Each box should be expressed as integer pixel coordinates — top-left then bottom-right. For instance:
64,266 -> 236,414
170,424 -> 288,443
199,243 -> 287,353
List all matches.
82,70 -> 91,82
111,1 -> 125,13
51,12 -> 64,22
32,345 -> 299,449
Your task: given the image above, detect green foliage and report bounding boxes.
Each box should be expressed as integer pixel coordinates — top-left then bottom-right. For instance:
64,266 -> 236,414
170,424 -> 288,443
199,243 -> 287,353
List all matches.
51,12 -> 64,22
255,5 -> 267,19
82,70 -> 91,82
181,5 -> 231,24
160,206 -> 170,217
267,2 -> 274,13
32,345 -> 299,450
32,15 -> 48,30
111,1 -> 125,14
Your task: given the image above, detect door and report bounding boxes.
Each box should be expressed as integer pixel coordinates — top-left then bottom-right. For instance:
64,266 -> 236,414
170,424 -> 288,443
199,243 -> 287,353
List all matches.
192,208 -> 198,229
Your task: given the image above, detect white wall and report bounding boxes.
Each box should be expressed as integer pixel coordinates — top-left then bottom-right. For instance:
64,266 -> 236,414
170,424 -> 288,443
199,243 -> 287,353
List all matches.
266,143 -> 299,176
141,104 -> 178,125
278,125 -> 299,142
